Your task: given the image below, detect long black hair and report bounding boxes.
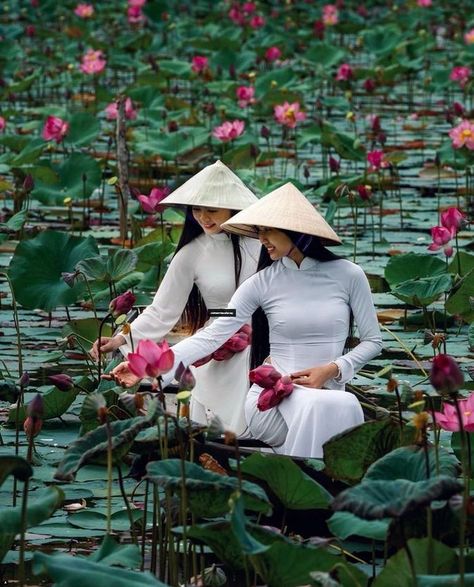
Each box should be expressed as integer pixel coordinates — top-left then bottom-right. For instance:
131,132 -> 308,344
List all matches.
250,230 -> 353,369
173,206 -> 242,334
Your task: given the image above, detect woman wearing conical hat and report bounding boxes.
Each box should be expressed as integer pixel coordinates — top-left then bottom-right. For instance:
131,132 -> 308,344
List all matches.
110,183 -> 382,458
91,160 -> 261,435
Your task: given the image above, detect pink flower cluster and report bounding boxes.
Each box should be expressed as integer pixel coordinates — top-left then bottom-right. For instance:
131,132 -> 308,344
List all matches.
194,325 -> 252,367
128,340 -> 174,379
465,29 -> 474,44
42,116 -> 69,142
265,46 -> 281,62
105,97 -> 138,121
137,186 -> 170,214
249,365 -> 294,412
450,66 -> 471,89
274,102 -> 306,128
80,49 -> 106,75
212,120 -> 245,142
417,0 -> 432,6
128,0 -> 146,24
236,86 -> 255,108
322,4 -> 339,25
74,3 -> 94,18
0,116 -> 6,132
428,207 -> 465,257
336,63 -> 353,82
191,55 -> 208,73
229,2 -> 265,28
367,150 -> 389,171
449,120 -> 474,150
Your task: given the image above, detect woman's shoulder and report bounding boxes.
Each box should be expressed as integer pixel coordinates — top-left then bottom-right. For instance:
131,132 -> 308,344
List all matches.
240,235 -> 262,259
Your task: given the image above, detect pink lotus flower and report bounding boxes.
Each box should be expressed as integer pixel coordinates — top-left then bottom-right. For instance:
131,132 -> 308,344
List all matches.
449,120 -> 474,149
431,354 -> 465,396
0,116 -> 5,132
322,4 -> 338,25
249,15 -> 265,28
129,0 -> 146,6
229,6 -> 245,25
274,102 -> 306,129
128,339 -> 174,379
49,374 -> 74,391
364,78 -> 376,93
441,207 -> 466,234
367,150 -> 389,171
274,375 -> 294,398
137,186 -> 170,214
109,291 -> 136,318
236,86 -> 255,108
328,156 -> 340,173
191,56 -> 208,73
265,46 -> 281,62
74,3 -> 94,17
243,2 -> 256,13
105,97 -> 138,120
417,0 -> 432,6
336,63 -> 353,82
433,393 -> 474,432
249,365 -> 282,388
212,120 -> 245,142
25,24 -> 35,36
257,387 -> 281,411
80,49 -> 106,75
464,29 -> 474,44
366,114 -> 381,133
427,226 -> 454,257
127,5 -> 145,24
450,66 -> 471,89
42,116 -> 69,142
313,19 -> 325,39
194,325 -> 251,367
357,185 -> 372,200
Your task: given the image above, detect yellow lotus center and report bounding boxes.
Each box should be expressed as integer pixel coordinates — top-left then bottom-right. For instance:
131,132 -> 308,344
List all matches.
462,129 -> 472,138
464,410 -> 471,416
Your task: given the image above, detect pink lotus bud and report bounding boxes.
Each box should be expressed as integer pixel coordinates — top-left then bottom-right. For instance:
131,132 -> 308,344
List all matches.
174,362 -> 196,391
17,371 -> 30,388
49,373 -> 74,391
257,388 -> 280,411
265,46 -> 281,62
24,416 -> 42,439
109,291 -> 136,318
441,207 -> 466,234
249,365 -> 281,388
363,78 -> 376,93
22,174 -> 34,192
212,347 -> 235,361
430,354 -> 464,396
329,156 -> 340,173
274,375 -> 294,398
27,393 -> 44,420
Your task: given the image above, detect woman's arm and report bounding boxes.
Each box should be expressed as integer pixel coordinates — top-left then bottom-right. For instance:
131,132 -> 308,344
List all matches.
332,264 -> 382,384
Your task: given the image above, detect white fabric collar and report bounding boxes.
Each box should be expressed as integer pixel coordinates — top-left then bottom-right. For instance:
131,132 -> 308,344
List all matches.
281,256 -> 319,271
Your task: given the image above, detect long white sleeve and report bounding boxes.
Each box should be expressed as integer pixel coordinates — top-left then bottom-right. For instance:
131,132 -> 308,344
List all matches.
161,274 -> 263,386
333,264 -> 382,383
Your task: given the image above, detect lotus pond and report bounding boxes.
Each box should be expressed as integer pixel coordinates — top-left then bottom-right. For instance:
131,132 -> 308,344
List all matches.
0,0 -> 473,586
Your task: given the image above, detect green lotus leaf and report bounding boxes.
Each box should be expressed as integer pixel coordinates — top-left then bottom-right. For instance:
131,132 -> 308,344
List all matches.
229,493 -> 269,555
390,273 -> 453,307
235,452 -> 331,510
76,249 -> 138,284
67,112 -> 100,147
385,253 -> 447,287
33,551 -> 168,587
8,384 -> 79,422
364,446 -> 459,482
363,25 -> 403,57
327,511 -> 390,541
416,575 -> 474,586
9,231 -> 99,311
146,459 -> 271,518
321,123 -> 365,161
54,416 -> 152,482
255,68 -> 296,94
303,43 -> 346,68
373,538 -> 456,587
331,476 -> 463,520
88,534 -> 141,569
0,486 -> 63,563
59,153 -> 102,200
62,318 -> 113,349
446,269 -> 474,323
323,419 -> 416,485
0,456 -> 32,487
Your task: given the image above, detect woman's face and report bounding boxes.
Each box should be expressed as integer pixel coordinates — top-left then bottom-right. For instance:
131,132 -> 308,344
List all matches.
192,207 -> 232,234
257,226 -> 295,260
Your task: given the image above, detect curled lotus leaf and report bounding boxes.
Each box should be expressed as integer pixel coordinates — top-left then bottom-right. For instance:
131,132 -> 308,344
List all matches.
0,455 -> 33,487
331,476 -> 463,520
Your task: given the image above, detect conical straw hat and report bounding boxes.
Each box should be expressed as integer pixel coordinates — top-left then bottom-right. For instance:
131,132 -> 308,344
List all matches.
221,182 -> 342,245
160,160 -> 257,210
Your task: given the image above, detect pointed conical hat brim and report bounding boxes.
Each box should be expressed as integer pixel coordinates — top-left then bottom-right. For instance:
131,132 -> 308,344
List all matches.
159,160 -> 257,210
221,182 -> 342,245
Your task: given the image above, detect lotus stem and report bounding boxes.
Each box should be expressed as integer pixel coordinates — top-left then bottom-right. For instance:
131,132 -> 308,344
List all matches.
379,323 -> 428,377
105,419 -> 113,535
399,518 -> 417,586
97,312 -> 112,382
141,479 -> 149,571
18,478 -> 29,587
452,394 -> 466,587
117,464 -> 137,545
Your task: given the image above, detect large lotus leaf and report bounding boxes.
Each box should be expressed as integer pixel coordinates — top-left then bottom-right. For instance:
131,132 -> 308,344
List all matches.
236,453 -> 331,510
67,112 -> 100,147
67,509 -> 143,531
417,575 -> 474,586
134,240 -> 176,274
9,231 -> 99,311
8,385 -> 79,422
372,538 -> 456,587
146,459 -> 271,518
450,432 -> 474,473
59,153 -> 102,199
255,68 -> 296,94
0,456 -> 32,487
33,552 -> 168,587
304,43 -> 346,68
323,419 -> 416,485
327,511 -> 390,541
229,493 -> 269,555
62,318 -> 113,349
249,535 -> 369,587
9,137 -> 46,166
132,127 -> 209,160
363,25 -> 403,57
446,269 -> 474,323
448,252 -> 474,278
364,446 -> 459,482
331,476 -> 463,520
0,486 -> 63,563
384,254 -> 447,287
320,124 -> 365,161
88,534 -> 141,569
54,416 -> 152,482
390,274 -> 453,307
76,249 -> 138,284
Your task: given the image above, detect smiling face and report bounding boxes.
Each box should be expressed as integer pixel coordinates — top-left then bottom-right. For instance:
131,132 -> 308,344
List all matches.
257,226 -> 295,260
191,207 -> 233,234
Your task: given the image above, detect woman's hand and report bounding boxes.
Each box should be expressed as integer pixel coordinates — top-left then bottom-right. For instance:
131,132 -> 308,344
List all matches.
90,335 -> 126,361
290,363 -> 339,388
102,361 -> 141,388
